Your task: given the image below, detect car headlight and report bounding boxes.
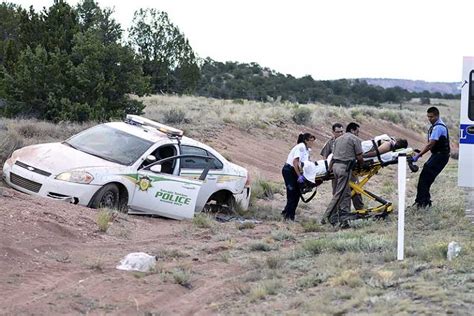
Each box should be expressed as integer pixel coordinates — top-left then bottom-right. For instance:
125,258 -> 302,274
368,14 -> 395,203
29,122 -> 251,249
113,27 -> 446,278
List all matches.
4,157 -> 13,168
55,171 -> 94,184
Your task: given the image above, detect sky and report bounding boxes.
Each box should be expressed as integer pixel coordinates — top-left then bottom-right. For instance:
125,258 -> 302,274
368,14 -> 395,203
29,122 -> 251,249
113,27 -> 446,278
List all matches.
7,0 -> 474,82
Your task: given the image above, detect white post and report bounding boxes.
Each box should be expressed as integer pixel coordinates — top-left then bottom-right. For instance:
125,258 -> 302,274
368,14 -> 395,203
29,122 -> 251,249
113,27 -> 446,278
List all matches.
397,154 -> 407,261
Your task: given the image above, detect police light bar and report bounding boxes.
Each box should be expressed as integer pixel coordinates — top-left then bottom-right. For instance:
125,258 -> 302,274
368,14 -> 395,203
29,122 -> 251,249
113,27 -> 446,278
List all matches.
125,114 -> 184,137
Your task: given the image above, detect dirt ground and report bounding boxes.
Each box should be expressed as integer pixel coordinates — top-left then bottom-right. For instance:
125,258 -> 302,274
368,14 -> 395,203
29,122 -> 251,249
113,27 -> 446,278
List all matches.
0,122 -> 429,315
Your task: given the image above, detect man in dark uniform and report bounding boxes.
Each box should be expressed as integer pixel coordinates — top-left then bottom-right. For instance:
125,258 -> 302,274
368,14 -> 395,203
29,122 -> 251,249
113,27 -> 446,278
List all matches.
413,106 -> 450,208
321,123 -> 364,211
322,122 -> 364,227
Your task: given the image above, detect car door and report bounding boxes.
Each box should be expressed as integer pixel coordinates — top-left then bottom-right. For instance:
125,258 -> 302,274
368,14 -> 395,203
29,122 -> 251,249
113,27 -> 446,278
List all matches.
179,145 -> 223,211
128,168 -> 202,220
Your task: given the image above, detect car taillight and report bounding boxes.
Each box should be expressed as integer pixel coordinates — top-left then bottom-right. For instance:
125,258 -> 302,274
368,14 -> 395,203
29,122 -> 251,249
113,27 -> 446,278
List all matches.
245,173 -> 251,187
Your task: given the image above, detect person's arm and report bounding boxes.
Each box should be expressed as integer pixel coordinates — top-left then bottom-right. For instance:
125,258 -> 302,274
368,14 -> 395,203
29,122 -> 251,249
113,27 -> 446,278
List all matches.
414,125 -> 443,160
320,140 -> 330,159
363,141 -> 391,158
417,140 -> 437,157
354,137 -> 364,165
363,150 -> 376,158
293,157 -> 306,183
292,157 -> 302,176
328,159 -> 334,172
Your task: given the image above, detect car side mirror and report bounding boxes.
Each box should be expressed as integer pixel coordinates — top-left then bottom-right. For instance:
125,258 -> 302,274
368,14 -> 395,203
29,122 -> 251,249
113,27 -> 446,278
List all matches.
150,165 -> 162,173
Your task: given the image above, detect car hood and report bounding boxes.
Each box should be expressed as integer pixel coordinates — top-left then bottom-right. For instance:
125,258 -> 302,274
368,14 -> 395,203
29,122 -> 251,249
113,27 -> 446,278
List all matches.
10,142 -> 121,175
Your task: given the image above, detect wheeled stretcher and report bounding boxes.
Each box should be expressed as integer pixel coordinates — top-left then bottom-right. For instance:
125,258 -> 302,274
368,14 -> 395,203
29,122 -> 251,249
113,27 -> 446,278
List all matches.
301,148 -> 419,219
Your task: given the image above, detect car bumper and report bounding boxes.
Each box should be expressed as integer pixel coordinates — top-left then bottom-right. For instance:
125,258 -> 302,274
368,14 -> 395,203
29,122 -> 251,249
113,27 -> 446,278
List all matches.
2,161 -> 100,206
234,186 -> 251,211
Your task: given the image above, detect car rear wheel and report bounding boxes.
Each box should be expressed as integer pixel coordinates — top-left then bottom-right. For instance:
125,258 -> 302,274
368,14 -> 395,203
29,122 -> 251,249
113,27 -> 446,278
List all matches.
91,184 -> 120,209
203,192 -> 238,214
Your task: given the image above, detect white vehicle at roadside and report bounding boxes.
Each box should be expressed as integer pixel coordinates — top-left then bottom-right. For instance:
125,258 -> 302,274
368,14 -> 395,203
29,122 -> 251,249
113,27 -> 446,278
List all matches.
2,115 -> 251,219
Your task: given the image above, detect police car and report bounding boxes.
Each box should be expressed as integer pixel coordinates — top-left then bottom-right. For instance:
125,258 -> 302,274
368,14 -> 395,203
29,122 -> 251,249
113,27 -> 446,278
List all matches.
2,115 -> 251,219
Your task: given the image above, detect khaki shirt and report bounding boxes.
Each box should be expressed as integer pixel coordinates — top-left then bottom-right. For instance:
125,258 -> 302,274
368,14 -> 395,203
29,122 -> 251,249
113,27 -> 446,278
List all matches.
332,133 -> 363,162
320,137 -> 335,159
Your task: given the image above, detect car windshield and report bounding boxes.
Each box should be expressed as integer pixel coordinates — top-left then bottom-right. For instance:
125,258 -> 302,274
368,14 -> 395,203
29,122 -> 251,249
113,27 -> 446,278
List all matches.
65,125 -> 154,165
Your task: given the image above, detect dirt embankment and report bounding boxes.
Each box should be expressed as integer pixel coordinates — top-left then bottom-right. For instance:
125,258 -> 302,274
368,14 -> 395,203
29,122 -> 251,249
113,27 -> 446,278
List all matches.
0,121 -> 426,314
206,122 -> 425,181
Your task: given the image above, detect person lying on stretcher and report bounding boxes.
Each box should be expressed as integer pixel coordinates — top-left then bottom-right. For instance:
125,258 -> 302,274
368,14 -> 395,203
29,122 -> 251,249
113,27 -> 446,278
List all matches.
362,134 -> 408,158
302,134 -> 412,187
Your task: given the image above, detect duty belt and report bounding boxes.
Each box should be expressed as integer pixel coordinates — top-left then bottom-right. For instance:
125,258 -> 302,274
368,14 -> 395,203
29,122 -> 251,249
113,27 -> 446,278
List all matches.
332,159 -> 353,165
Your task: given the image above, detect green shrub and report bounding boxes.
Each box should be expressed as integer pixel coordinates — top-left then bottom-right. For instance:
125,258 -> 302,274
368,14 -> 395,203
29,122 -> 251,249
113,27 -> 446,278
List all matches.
329,270 -> 364,288
96,209 -> 113,232
417,241 -> 448,262
236,221 -> 255,230
192,213 -> 213,229
249,283 -> 267,301
292,107 -> 312,125
301,219 -> 325,232
329,234 -> 393,253
0,130 -> 23,165
271,230 -> 295,241
302,239 -> 325,255
297,273 -> 327,288
171,268 -> 192,288
378,110 -> 402,124
233,99 -> 245,104
251,178 -> 281,201
163,108 -> 186,124
249,279 -> 281,301
250,242 -> 272,252
266,255 -> 282,269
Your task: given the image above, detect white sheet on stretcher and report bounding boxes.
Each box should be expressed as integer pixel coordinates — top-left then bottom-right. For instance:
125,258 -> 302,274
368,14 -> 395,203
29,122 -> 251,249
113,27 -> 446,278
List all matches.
303,147 -> 414,183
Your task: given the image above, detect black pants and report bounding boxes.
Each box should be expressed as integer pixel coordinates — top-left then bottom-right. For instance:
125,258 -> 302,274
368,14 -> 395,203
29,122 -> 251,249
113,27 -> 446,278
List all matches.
415,153 -> 449,207
282,164 -> 300,220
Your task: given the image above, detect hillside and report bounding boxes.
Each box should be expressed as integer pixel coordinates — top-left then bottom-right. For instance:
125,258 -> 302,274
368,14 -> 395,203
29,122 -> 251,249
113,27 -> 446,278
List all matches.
0,96 -> 472,315
364,78 -> 460,95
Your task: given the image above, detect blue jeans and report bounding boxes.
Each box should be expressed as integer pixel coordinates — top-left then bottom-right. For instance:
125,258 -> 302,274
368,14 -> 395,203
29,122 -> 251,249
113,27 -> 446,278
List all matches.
282,164 -> 299,220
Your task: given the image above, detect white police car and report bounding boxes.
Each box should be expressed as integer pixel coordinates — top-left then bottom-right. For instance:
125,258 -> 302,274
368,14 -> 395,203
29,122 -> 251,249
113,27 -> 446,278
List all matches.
2,115 -> 251,220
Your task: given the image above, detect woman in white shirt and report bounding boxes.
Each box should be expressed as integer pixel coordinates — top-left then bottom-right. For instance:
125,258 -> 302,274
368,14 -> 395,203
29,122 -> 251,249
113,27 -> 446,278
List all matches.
282,132 -> 316,221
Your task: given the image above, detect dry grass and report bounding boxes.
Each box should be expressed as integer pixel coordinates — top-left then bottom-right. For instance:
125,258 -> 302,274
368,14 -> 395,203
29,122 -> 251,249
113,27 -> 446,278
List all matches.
138,95 -> 460,147
0,118 -> 94,166
192,213 -> 214,229
0,95 -> 469,315
222,159 -> 473,315
0,96 -> 460,169
96,209 -> 114,232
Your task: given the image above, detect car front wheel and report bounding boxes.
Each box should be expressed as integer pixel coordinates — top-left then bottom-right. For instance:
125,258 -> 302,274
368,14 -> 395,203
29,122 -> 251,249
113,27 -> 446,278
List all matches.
91,184 -> 120,209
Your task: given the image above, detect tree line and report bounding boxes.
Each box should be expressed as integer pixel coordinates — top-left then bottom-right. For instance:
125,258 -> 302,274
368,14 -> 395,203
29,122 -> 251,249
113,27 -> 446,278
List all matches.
0,0 -> 459,122
197,59 -> 459,106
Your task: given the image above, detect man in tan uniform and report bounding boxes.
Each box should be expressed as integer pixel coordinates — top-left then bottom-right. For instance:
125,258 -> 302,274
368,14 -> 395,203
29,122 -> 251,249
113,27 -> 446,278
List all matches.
320,123 -> 364,211
322,122 -> 364,228
320,123 -> 344,159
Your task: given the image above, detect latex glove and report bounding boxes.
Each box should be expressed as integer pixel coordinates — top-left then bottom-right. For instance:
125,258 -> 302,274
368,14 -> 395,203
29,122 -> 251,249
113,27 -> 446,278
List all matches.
297,175 -> 305,184
412,154 -> 421,162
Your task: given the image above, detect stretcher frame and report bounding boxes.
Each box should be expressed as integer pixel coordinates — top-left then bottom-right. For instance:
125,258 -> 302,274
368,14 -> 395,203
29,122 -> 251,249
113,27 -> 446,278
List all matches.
350,162 -> 393,219
302,153 -> 419,220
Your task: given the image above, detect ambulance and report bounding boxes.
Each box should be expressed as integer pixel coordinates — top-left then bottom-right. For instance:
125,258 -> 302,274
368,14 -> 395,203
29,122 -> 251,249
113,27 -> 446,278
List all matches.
459,57 -> 474,187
